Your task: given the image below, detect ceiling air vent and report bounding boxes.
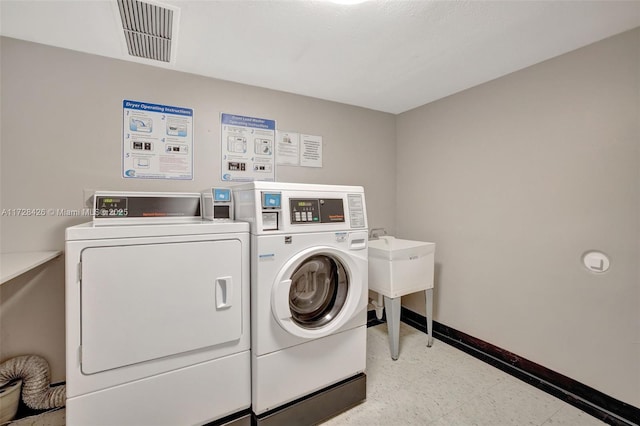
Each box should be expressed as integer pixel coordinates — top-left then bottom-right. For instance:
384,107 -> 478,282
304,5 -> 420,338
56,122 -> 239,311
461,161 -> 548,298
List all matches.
116,0 -> 177,63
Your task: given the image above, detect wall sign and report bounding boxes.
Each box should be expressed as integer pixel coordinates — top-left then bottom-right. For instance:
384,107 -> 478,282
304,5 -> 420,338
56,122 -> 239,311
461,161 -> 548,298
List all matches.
122,99 -> 194,180
300,134 -> 323,168
276,131 -> 300,166
221,113 -> 276,181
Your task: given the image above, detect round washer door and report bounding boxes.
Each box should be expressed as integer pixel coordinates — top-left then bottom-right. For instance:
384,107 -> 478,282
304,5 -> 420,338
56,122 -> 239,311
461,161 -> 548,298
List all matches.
272,246 -> 365,339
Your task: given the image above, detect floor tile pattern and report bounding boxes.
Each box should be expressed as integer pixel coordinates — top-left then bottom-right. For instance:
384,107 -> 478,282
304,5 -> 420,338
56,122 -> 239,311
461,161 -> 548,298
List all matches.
322,323 -> 605,426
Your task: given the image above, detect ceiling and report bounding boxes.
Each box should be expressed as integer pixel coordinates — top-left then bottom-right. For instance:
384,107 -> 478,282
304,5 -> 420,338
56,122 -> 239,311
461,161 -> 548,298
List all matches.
1,0 -> 639,114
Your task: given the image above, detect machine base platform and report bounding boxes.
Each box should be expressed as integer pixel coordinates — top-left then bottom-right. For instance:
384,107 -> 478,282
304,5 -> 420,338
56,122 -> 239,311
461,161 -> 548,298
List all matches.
252,373 -> 366,426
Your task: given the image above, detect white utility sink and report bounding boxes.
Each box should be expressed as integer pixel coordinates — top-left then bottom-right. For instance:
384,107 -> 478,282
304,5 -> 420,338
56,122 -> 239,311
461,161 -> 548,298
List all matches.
368,236 -> 435,298
367,235 -> 436,359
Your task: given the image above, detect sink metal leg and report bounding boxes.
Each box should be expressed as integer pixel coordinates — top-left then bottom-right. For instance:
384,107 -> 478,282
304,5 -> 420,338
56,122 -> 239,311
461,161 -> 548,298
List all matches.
426,288 -> 434,347
383,296 -> 401,360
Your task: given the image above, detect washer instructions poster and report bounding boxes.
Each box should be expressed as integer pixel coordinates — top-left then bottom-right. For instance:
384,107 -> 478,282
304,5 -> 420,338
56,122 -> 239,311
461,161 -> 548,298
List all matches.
123,100 -> 194,180
221,113 -> 276,181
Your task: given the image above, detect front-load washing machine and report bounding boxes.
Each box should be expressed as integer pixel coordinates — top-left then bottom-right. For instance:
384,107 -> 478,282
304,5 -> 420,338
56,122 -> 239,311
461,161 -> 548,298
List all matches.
65,192 -> 251,426
234,182 -> 369,425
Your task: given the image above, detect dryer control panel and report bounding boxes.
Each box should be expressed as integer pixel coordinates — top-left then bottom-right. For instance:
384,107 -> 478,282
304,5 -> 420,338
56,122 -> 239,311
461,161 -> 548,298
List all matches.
92,191 -> 202,225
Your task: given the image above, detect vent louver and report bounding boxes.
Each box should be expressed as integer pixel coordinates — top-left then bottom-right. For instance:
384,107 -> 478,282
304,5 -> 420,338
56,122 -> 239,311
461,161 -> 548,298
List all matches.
117,0 -> 175,62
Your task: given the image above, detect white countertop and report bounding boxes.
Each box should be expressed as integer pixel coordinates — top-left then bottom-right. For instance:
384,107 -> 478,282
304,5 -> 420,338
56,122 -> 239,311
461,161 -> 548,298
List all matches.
1,251 -> 62,285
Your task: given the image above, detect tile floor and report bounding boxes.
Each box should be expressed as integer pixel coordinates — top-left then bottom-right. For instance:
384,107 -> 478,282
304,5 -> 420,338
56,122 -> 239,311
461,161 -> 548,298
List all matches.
7,322 -> 605,426
323,322 -> 605,426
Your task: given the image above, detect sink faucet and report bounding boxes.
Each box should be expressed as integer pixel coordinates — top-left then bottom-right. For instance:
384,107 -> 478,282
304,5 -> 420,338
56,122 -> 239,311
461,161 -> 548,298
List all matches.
369,227 -> 387,240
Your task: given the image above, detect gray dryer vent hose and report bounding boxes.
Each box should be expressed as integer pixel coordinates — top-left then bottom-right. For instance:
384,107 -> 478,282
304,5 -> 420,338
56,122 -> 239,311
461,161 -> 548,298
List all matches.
0,355 -> 65,409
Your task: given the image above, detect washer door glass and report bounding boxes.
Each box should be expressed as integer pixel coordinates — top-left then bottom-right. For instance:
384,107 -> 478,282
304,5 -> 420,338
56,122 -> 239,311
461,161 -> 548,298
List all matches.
289,254 -> 349,329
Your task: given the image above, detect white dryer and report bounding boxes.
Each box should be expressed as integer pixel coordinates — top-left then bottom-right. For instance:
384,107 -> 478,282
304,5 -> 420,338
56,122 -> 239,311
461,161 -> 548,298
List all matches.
65,192 -> 251,426
234,182 -> 369,425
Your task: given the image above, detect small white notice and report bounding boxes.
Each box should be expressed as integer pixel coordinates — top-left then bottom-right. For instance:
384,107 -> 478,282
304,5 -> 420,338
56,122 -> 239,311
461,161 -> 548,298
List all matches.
276,131 -> 300,165
300,134 -> 323,168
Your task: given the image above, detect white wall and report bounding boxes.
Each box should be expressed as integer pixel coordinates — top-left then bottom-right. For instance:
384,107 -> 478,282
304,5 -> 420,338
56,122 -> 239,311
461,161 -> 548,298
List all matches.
0,37 -> 397,381
396,28 -> 639,406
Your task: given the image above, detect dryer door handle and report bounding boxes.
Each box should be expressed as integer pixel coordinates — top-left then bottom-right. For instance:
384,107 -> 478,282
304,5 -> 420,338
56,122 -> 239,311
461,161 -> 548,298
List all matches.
274,279 -> 292,320
215,276 -> 233,309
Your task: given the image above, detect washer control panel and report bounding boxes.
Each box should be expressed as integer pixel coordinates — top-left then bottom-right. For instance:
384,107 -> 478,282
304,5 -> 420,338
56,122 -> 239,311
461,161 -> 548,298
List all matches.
289,198 -> 345,224
233,183 -> 368,234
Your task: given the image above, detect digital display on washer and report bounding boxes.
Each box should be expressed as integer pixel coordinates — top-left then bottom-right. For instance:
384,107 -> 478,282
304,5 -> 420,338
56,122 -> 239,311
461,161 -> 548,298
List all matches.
290,198 -> 345,224
262,192 -> 281,209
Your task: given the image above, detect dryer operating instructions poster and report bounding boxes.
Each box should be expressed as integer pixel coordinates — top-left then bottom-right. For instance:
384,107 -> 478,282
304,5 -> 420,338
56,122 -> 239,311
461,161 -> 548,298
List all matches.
221,113 -> 276,181
122,100 -> 194,180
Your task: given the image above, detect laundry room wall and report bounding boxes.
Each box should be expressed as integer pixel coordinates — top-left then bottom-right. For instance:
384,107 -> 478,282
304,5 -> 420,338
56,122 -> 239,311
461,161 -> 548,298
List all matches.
395,28 -> 639,407
0,36 -> 397,382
